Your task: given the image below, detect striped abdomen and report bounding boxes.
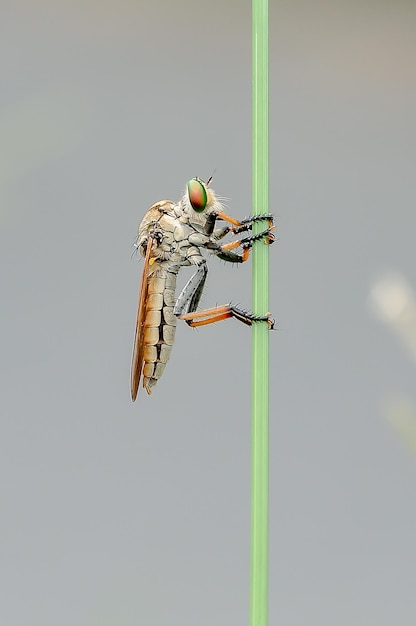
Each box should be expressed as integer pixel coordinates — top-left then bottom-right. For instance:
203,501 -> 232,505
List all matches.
142,264 -> 178,394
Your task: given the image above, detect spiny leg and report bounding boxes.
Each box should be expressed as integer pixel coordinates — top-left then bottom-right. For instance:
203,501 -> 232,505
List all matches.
172,266 -> 273,328
204,211 -> 274,239
231,213 -> 274,236
178,304 -> 274,329
176,217 -> 275,328
205,227 -> 275,263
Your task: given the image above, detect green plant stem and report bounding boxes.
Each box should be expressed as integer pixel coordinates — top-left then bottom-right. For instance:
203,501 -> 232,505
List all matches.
251,0 -> 269,625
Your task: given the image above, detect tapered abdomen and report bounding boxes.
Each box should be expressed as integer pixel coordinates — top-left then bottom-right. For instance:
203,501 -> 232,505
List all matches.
142,265 -> 178,393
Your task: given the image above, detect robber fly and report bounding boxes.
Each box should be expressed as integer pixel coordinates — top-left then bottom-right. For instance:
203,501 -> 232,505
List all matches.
131,177 -> 274,399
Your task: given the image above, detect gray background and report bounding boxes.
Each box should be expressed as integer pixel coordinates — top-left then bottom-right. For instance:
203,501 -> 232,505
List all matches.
1,1 -> 416,624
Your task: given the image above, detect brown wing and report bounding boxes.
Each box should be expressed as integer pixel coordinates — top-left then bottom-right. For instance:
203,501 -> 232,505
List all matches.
130,236 -> 154,401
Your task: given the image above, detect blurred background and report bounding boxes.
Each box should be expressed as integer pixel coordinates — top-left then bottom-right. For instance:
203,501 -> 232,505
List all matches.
1,1 -> 416,624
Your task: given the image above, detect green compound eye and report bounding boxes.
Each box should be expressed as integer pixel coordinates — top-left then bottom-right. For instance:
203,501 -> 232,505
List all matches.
187,178 -> 207,213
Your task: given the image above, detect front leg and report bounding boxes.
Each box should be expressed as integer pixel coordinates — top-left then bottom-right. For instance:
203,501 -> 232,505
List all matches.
205,226 -> 275,263
203,211 -> 240,236
231,213 -> 274,236
205,211 -> 274,240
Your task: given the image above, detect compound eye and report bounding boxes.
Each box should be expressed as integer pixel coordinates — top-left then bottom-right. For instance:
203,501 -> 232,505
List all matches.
187,178 -> 207,213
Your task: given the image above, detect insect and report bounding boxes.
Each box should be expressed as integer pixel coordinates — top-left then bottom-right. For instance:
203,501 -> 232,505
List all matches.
131,177 -> 274,399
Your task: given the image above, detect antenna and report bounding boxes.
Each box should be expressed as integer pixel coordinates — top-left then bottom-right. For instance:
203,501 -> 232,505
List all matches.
206,168 -> 216,187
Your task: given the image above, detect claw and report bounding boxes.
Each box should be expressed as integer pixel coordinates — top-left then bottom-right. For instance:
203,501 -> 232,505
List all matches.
265,312 -> 275,329
265,227 -> 275,245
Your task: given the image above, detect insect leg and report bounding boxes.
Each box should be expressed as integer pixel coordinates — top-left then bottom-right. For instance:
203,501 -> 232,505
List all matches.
173,263 -> 208,320
203,211 -> 241,236
205,227 -> 275,263
231,213 -> 274,236
205,211 -> 274,239
179,304 -> 275,329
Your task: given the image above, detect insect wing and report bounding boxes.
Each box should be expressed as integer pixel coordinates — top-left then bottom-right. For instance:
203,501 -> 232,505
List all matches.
130,237 -> 154,401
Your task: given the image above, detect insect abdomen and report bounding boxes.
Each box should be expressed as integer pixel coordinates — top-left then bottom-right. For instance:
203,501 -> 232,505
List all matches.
142,267 -> 178,393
